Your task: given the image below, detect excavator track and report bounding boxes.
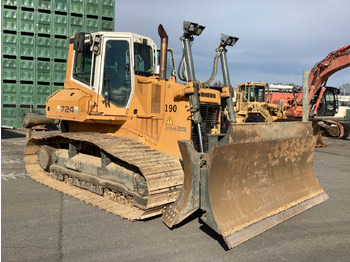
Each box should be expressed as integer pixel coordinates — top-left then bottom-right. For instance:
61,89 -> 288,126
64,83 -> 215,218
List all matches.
321,120 -> 350,139
24,132 -> 184,220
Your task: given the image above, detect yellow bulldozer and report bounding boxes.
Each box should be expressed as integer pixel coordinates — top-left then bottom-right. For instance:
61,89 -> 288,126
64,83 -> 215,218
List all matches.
232,82 -> 326,147
24,21 -> 328,249
234,82 -> 286,123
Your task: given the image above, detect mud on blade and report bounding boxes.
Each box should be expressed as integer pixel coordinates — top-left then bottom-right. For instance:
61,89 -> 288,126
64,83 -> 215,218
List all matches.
162,122 -> 328,249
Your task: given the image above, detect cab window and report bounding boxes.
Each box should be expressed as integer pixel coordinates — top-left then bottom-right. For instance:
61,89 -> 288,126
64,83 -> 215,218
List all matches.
253,86 -> 265,102
73,45 -> 93,85
134,42 -> 153,77
157,49 -> 176,79
102,40 -> 131,107
242,87 -> 248,102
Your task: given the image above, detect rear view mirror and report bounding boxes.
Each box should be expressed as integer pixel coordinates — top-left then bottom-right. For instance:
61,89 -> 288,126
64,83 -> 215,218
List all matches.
73,33 -> 92,52
73,32 -> 85,52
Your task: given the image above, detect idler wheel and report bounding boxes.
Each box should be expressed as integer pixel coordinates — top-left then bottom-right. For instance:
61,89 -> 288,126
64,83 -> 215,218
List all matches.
38,145 -> 56,171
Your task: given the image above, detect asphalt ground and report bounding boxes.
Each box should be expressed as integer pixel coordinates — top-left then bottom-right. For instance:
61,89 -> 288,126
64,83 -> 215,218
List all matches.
1,128 -> 350,262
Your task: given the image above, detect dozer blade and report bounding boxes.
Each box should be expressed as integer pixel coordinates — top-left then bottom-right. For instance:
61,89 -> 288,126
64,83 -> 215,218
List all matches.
162,121 -> 328,249
161,140 -> 201,227
275,118 -> 327,147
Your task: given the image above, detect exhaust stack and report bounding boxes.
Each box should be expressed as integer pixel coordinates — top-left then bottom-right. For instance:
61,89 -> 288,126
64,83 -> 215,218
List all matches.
158,24 -> 168,81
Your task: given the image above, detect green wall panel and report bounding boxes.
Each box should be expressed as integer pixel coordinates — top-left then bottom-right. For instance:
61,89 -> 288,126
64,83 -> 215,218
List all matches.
1,82 -> 18,105
19,83 -> 35,104
19,34 -> 36,57
19,9 -> 35,33
2,8 -> 18,31
19,59 -> 36,81
2,33 -> 18,56
20,0 -> 37,9
36,36 -> 52,58
2,59 -> 19,81
1,2 -> 115,128
37,0 -> 52,10
53,13 -> 68,36
53,0 -> 69,13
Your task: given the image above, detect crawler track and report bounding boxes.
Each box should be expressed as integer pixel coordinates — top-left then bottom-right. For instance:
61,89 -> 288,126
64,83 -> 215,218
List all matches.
24,133 -> 184,220
323,120 -> 350,139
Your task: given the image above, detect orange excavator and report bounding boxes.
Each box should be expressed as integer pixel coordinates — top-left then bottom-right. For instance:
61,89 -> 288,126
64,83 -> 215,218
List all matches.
269,44 -> 350,139
24,22 -> 328,249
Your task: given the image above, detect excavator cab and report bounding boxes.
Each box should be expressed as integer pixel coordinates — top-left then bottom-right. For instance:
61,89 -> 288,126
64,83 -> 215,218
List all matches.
310,86 -> 339,116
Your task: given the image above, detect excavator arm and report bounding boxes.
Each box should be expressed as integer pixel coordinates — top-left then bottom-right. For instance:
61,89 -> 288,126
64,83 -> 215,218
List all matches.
294,44 -> 350,115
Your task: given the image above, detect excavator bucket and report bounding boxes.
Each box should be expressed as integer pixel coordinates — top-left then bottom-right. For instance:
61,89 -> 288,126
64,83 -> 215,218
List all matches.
311,119 -> 327,147
162,121 -> 328,249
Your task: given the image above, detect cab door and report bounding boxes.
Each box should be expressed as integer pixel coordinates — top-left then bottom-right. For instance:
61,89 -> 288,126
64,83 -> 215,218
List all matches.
323,88 -> 337,116
97,37 -> 134,116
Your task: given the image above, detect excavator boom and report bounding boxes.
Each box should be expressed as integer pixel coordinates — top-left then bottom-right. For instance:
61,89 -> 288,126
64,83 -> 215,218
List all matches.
269,44 -> 350,140
288,44 -> 350,117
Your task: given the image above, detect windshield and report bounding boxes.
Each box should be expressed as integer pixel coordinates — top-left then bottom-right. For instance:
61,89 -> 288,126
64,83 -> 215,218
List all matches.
325,91 -> 335,111
134,42 -> 153,77
102,40 -> 131,107
241,85 -> 265,102
250,85 -> 265,102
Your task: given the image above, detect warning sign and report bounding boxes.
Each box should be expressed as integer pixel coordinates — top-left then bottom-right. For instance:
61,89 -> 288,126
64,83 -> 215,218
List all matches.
166,116 -> 173,125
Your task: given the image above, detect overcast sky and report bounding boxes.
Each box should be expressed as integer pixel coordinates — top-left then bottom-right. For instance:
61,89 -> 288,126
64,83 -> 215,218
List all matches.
115,0 -> 350,87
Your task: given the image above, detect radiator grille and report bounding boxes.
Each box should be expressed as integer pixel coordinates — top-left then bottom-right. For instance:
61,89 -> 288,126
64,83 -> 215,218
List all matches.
191,104 -> 221,152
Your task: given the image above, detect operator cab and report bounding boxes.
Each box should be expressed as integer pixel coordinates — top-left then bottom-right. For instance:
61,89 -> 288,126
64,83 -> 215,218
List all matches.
238,82 -> 267,103
311,86 -> 339,116
72,32 -> 158,109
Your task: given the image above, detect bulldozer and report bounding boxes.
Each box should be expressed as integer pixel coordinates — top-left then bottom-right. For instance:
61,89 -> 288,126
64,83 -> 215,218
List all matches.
24,21 -> 328,249
234,82 -> 286,123
232,82 -> 327,147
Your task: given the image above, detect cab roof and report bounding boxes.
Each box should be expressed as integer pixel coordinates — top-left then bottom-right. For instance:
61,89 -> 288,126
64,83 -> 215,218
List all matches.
92,32 -> 156,46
